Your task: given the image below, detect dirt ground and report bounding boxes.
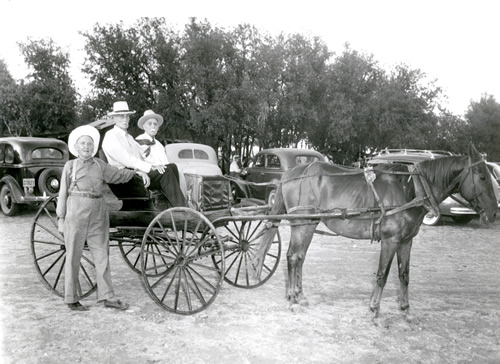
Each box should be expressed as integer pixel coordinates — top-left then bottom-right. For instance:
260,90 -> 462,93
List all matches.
0,208 -> 499,364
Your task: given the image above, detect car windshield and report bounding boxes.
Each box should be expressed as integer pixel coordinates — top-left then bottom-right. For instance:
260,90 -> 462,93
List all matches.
31,148 -> 63,159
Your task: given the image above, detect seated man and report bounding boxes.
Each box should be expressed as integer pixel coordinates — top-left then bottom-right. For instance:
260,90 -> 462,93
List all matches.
102,101 -> 186,208
229,155 -> 247,179
135,109 -> 187,196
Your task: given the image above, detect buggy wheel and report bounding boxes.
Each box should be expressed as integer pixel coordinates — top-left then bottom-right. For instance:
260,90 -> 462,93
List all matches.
30,196 -> 97,298
140,207 -> 224,315
113,227 -> 146,274
214,219 -> 281,289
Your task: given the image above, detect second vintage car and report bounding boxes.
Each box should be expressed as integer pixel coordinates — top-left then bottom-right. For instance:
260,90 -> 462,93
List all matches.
0,137 -> 68,216
234,148 -> 327,205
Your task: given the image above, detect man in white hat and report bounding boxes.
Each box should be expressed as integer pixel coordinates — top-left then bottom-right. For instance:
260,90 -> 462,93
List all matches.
135,109 -> 169,165
57,125 -> 149,311
102,102 -> 186,207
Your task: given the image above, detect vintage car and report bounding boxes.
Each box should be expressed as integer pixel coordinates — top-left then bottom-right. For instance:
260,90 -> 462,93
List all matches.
234,148 -> 327,205
165,142 -> 222,176
0,137 -> 69,216
367,148 -> 499,226
164,142 -> 230,211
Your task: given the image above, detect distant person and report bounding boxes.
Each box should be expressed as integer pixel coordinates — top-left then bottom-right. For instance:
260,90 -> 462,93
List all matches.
230,155 -> 246,178
102,102 -> 186,208
57,125 -> 149,311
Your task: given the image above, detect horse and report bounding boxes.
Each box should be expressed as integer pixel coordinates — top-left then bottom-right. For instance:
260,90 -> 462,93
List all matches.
255,143 -> 498,320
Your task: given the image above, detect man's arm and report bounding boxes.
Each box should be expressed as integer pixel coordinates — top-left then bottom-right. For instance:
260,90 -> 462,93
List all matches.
56,162 -> 70,234
102,131 -> 152,173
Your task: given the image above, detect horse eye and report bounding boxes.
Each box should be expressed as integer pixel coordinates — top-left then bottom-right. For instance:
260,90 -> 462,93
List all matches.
479,174 -> 486,181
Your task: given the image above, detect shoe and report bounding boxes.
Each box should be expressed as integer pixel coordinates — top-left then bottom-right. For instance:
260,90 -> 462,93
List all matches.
104,299 -> 129,310
67,302 -> 88,311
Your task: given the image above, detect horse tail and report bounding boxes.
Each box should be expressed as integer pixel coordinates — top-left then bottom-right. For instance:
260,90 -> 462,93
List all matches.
254,180 -> 286,277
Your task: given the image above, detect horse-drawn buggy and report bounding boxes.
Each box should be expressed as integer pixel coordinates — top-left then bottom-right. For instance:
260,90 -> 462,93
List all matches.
30,142 -> 498,318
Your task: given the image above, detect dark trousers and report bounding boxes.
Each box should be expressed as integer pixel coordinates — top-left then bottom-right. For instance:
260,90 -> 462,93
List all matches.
148,163 -> 186,207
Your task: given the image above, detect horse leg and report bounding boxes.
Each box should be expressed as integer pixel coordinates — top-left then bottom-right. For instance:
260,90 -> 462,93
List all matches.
294,223 -> 316,306
370,239 -> 398,319
397,238 -> 413,320
286,223 -> 316,307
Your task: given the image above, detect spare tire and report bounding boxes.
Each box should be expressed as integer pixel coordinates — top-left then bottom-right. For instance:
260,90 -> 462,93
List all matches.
38,168 -> 62,197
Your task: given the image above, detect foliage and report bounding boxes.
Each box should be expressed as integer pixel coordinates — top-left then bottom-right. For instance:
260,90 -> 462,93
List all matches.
17,38 -> 78,135
465,94 -> 500,161
2,18 -> 498,167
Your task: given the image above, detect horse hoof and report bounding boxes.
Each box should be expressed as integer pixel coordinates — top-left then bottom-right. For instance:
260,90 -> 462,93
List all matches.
289,303 -> 302,313
299,297 -> 309,307
404,312 -> 417,324
372,316 -> 388,329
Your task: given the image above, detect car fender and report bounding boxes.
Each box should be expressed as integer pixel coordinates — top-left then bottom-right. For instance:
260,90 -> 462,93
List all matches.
0,175 -> 24,203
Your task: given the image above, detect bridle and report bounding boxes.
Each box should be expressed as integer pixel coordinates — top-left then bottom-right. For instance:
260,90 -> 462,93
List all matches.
442,159 -> 486,214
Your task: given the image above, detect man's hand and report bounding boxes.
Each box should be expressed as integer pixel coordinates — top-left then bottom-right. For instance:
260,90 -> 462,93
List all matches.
152,165 -> 166,174
137,171 -> 151,188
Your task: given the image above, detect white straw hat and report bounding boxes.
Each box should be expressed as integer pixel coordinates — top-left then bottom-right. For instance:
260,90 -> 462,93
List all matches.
108,101 -> 136,116
138,110 -> 164,130
68,125 -> 100,157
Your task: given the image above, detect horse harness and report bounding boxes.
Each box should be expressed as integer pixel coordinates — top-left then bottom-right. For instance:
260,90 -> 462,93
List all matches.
281,159 -> 485,242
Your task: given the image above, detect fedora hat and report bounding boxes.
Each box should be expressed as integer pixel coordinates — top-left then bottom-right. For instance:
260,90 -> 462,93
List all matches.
108,101 -> 136,116
68,125 -> 100,157
138,109 -> 164,130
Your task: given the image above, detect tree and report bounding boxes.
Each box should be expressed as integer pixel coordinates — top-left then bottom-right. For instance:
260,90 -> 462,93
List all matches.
18,38 -> 78,135
308,46 -> 381,163
0,60 -> 20,135
465,94 -> 500,160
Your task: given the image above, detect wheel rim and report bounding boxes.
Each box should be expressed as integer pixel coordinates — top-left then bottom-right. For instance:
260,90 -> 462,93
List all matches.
114,228 -> 146,274
140,207 -> 224,315
30,196 -> 97,298
214,219 -> 281,288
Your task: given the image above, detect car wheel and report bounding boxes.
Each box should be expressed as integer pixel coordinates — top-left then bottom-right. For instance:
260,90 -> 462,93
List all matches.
267,189 -> 276,206
451,215 -> 473,224
422,211 -> 441,226
0,184 -> 19,216
38,169 -> 61,197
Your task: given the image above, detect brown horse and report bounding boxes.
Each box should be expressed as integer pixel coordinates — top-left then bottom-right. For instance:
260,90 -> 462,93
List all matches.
255,144 -> 497,319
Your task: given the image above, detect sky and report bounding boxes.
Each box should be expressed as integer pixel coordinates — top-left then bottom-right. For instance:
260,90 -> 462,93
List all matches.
1,0 -> 499,116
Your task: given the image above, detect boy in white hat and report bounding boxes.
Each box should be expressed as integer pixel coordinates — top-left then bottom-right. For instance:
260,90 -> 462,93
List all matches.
57,125 -> 149,311
102,102 -> 186,207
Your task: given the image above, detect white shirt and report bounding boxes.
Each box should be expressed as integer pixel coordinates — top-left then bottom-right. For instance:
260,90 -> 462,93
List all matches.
102,126 -> 152,173
230,160 -> 241,173
135,132 -> 169,166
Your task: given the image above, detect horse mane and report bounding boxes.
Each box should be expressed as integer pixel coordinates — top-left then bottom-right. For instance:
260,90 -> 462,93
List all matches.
417,156 -> 468,191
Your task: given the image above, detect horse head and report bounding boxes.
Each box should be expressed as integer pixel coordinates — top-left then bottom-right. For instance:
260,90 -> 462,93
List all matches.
458,143 -> 498,224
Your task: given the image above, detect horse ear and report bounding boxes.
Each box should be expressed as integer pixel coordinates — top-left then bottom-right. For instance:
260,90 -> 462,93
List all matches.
468,142 -> 480,160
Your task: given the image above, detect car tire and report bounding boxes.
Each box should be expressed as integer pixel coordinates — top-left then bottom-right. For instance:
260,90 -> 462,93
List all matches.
38,169 -> 61,197
267,189 -> 276,206
451,215 -> 473,224
422,211 -> 441,226
0,184 -> 19,216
